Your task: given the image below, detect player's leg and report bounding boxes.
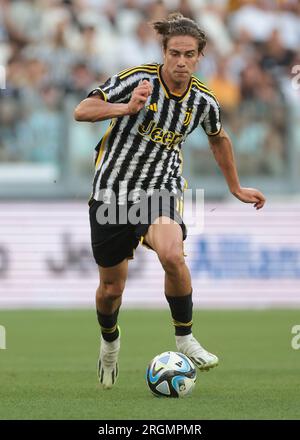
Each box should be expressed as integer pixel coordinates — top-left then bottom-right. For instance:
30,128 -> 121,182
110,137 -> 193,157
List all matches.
89,199 -> 139,388
96,259 -> 128,389
144,218 -> 218,371
143,217 -> 193,333
144,217 -> 191,294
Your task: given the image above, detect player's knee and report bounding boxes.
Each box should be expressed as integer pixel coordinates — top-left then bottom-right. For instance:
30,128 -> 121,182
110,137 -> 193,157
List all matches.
159,247 -> 185,274
98,280 -> 125,301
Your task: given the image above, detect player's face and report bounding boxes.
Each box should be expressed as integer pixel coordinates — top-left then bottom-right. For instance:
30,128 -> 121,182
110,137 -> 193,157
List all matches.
163,36 -> 201,85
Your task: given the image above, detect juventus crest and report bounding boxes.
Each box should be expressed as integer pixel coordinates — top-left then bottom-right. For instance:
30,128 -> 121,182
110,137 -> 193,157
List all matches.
183,108 -> 193,126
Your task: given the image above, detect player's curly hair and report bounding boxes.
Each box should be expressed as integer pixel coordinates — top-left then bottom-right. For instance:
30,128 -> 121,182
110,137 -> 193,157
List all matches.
151,12 -> 207,55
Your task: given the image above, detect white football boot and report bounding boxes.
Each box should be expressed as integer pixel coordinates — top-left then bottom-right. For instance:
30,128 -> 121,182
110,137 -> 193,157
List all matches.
176,333 -> 219,371
98,328 -> 120,389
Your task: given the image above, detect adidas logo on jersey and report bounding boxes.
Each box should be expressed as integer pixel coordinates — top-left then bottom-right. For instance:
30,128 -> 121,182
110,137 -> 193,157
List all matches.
147,103 -> 158,112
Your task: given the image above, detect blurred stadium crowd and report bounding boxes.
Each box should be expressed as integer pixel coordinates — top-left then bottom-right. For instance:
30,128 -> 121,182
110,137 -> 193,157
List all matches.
0,0 -> 300,185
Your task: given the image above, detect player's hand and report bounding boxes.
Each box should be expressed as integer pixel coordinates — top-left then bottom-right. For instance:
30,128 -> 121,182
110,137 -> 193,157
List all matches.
232,187 -> 266,210
127,80 -> 152,115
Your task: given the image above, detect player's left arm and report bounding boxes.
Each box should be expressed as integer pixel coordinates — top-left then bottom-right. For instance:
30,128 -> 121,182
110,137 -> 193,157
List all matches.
208,128 -> 266,210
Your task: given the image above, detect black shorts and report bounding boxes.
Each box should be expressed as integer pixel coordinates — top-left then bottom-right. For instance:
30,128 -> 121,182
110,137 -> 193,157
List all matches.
89,193 -> 187,267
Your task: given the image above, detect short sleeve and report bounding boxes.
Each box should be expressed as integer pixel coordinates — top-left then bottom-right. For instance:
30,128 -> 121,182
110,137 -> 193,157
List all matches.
201,96 -> 222,136
87,74 -> 135,104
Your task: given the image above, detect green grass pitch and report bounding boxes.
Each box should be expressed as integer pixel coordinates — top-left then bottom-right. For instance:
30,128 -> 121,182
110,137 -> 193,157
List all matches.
0,309 -> 299,420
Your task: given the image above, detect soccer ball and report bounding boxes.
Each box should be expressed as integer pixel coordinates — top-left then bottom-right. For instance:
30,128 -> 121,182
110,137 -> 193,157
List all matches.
146,351 -> 196,398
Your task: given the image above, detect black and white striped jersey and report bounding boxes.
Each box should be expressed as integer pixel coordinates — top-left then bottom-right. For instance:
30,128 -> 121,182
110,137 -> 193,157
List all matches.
88,63 -> 222,204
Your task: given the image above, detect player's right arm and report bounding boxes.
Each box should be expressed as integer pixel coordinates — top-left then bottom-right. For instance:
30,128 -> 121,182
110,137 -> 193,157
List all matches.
74,80 -> 152,122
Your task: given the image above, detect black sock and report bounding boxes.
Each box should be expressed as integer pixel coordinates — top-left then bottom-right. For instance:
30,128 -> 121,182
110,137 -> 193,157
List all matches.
166,291 -> 193,336
96,308 -> 120,342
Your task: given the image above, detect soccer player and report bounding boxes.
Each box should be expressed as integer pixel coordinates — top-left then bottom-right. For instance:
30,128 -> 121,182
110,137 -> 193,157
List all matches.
74,13 -> 266,389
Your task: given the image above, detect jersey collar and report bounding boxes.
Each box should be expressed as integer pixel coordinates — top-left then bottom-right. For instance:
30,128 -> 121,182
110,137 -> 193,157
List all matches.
157,64 -> 192,103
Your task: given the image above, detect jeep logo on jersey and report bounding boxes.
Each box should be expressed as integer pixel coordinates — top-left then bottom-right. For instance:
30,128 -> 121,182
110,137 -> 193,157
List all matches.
138,121 -> 184,148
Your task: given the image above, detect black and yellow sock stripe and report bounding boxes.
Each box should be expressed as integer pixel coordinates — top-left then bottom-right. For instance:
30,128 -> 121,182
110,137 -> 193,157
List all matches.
173,319 -> 193,328
166,293 -> 193,336
100,324 -> 118,334
100,324 -> 120,342
97,308 -> 120,342
172,319 -> 193,336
